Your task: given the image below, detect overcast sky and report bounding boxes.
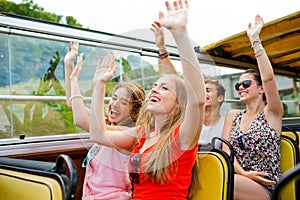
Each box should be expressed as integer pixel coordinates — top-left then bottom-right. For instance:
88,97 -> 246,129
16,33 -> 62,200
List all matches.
10,0 -> 299,46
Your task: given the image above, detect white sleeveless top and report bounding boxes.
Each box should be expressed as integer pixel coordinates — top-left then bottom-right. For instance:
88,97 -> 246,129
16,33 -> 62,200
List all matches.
198,116 -> 225,149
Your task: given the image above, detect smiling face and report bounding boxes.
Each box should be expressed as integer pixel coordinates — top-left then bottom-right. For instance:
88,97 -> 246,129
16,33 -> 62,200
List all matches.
205,82 -> 219,108
147,76 -> 178,115
236,73 -> 263,102
108,87 -> 133,125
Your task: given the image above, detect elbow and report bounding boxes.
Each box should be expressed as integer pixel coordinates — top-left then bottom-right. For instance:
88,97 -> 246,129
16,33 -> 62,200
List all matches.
73,119 -> 89,132
89,132 -> 97,143
89,130 -> 105,145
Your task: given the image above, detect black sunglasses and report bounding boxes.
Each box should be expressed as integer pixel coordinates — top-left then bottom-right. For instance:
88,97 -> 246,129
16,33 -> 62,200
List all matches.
235,80 -> 252,91
129,153 -> 141,184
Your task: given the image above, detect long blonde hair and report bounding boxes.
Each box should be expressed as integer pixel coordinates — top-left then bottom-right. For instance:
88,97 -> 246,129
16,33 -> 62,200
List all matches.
136,74 -> 188,183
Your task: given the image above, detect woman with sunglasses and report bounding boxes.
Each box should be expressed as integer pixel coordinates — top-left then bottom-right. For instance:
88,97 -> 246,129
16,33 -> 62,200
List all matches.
64,43 -> 146,199
89,1 -> 205,199
222,15 -> 283,200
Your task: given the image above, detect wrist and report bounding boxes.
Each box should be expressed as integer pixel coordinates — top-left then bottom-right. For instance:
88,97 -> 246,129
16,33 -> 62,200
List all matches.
158,51 -> 169,60
70,94 -> 83,101
158,47 -> 167,53
70,77 -> 79,82
250,38 -> 262,48
64,58 -> 76,64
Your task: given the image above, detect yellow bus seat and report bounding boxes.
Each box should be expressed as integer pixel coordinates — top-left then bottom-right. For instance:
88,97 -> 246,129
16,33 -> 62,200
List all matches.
0,168 -> 64,200
0,154 -> 78,200
279,134 -> 300,200
272,162 -> 300,200
282,125 -> 300,154
189,137 -> 234,200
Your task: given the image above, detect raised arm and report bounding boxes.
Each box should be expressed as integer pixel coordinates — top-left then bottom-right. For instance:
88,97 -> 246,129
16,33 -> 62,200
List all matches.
160,0 -> 205,150
89,55 -> 137,151
247,15 -> 283,133
69,54 -> 91,131
150,21 -> 177,75
64,41 -> 90,131
64,41 -> 79,108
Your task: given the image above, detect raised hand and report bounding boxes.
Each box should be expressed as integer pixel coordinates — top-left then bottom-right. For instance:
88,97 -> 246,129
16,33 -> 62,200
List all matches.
70,53 -> 83,81
64,41 -> 79,64
159,0 -> 189,33
93,54 -> 117,85
150,21 -> 166,51
247,14 -> 264,42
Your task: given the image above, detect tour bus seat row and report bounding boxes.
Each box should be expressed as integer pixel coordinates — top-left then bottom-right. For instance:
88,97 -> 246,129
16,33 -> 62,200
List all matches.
0,154 -> 78,200
189,127 -> 300,200
279,125 -> 300,200
189,137 -> 234,200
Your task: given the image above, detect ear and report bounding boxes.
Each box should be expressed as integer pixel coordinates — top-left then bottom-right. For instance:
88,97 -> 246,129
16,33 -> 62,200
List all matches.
258,85 -> 264,95
217,95 -> 224,104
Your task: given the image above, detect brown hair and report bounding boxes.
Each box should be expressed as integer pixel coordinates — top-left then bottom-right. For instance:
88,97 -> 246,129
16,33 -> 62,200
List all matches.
112,81 -> 145,127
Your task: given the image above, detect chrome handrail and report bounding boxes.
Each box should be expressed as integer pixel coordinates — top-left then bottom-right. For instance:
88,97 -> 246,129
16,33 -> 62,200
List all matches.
0,95 -> 111,102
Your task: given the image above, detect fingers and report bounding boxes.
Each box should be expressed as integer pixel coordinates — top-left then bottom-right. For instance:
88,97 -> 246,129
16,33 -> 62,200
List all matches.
102,54 -> 115,68
173,1 -> 179,11
166,0 -> 188,12
153,21 -> 162,28
151,21 -> 162,31
184,0 -> 189,9
159,11 -> 164,21
262,179 -> 276,186
96,59 -> 100,68
256,171 -> 268,177
178,0 -> 183,9
77,53 -> 83,66
71,40 -> 79,47
255,14 -> 263,24
248,22 -> 252,29
72,53 -> 83,76
165,1 -> 172,13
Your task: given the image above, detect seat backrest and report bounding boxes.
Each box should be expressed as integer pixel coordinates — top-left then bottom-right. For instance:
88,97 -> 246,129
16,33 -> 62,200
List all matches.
0,168 -> 64,200
282,125 -> 300,155
0,154 -> 78,200
280,135 -> 299,200
189,137 -> 234,200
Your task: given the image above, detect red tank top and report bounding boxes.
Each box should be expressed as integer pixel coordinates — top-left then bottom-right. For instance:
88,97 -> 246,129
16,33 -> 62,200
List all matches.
131,125 -> 197,200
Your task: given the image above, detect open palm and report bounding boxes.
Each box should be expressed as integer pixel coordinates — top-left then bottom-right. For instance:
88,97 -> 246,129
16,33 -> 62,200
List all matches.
93,54 -> 117,85
159,0 -> 189,33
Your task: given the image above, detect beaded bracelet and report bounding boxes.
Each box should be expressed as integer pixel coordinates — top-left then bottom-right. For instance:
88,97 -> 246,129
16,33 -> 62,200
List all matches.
254,48 -> 265,58
70,95 -> 83,101
251,38 -> 262,48
159,51 -> 169,59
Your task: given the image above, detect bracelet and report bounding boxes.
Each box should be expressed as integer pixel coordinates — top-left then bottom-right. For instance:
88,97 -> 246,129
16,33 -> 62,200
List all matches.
159,51 -> 169,59
70,95 -> 83,101
254,48 -> 265,58
251,38 -> 262,48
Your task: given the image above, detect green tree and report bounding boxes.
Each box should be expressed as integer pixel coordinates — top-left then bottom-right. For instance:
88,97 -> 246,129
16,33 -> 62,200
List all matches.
0,0 -> 82,28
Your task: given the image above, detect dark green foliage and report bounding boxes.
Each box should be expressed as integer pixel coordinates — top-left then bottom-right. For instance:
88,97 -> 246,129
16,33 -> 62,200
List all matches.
0,0 -> 82,27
